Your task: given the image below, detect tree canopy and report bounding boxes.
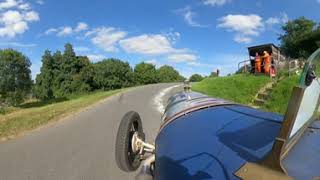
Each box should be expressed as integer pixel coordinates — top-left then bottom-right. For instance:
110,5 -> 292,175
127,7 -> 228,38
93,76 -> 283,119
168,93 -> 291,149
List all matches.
0,49 -> 32,106
94,58 -> 134,90
189,74 -> 204,82
279,17 -> 320,58
157,65 -> 184,83
34,43 -> 95,99
2,43 -> 185,105
134,62 -> 158,85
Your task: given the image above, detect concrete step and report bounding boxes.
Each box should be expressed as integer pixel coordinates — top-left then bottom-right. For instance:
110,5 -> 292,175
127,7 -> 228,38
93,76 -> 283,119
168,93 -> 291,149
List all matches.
258,93 -> 269,100
254,98 -> 265,106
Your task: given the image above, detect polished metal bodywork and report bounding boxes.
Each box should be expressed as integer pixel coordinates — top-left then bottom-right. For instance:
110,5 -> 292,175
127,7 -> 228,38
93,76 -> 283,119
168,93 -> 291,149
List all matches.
161,92 -> 237,130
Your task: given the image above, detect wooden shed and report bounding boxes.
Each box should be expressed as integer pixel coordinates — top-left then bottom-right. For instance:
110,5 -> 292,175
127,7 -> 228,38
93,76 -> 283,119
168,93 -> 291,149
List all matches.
248,43 -> 286,64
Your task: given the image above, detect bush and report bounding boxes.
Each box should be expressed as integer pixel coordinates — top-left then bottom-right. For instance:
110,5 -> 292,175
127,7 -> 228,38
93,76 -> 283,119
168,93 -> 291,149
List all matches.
189,74 -> 204,82
157,65 -> 183,83
134,62 -> 158,85
0,49 -> 32,106
34,44 -> 95,99
94,58 -> 134,90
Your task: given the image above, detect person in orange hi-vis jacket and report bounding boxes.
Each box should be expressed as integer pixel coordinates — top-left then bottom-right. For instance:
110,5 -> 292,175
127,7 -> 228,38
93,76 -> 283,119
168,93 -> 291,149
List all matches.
254,52 -> 261,73
263,51 -> 271,75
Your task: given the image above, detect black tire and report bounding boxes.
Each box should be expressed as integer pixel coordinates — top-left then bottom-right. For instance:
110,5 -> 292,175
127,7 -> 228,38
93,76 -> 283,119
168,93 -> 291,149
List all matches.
115,111 -> 145,172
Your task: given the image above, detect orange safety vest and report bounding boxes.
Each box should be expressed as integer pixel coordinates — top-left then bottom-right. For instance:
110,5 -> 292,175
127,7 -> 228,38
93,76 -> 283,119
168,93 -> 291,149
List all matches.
255,57 -> 261,73
264,54 -> 271,74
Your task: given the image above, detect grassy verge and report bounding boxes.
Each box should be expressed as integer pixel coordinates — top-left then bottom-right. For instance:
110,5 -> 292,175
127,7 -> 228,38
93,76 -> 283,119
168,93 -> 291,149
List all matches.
192,74 -> 271,105
0,89 -> 125,139
261,75 -> 300,114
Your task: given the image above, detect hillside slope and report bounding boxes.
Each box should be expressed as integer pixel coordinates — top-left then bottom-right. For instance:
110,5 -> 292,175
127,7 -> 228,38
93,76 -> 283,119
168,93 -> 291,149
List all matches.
192,74 -> 271,105
261,75 -> 300,114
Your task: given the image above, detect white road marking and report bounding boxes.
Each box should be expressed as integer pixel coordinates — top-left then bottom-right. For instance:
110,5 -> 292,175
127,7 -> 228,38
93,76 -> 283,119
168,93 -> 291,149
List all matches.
154,85 -> 181,114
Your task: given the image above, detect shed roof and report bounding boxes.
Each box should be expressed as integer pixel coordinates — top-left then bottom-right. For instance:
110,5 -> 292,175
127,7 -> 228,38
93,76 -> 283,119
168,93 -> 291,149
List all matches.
248,43 -> 280,56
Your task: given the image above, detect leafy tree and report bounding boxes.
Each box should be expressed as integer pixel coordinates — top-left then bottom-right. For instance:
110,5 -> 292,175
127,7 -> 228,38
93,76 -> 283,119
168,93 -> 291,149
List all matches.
0,49 -> 32,106
70,56 -> 95,92
35,43 -> 95,99
34,50 -> 55,100
280,17 -> 320,58
189,74 -> 204,82
134,62 -> 158,84
157,65 -> 182,83
94,58 -> 134,90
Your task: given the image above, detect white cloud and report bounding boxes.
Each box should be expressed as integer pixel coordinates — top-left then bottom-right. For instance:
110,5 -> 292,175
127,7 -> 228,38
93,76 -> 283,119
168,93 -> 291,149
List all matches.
1,10 -> 22,24
265,17 -> 279,25
120,34 -> 178,55
162,30 -> 180,44
18,3 -> 31,10
218,14 -> 263,43
203,0 -> 231,6
0,1 -> 40,38
0,41 -> 36,47
168,53 -> 197,63
87,54 -> 106,62
35,0 -> 44,5
0,0 -> 18,10
218,14 -> 263,36
119,33 -> 198,65
234,34 -> 252,43
45,22 -> 89,37
266,13 -> 288,25
176,6 -> 207,27
44,28 -> 57,35
57,26 -> 72,36
145,59 -> 163,68
187,61 -> 215,67
88,27 -> 127,52
23,11 -> 39,21
145,59 -> 157,65
0,10 -> 27,37
75,22 -> 88,32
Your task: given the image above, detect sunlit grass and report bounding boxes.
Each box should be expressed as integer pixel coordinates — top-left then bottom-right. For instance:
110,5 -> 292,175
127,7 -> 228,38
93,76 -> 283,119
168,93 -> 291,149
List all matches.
0,89 -> 125,138
192,74 -> 271,105
261,75 -> 299,114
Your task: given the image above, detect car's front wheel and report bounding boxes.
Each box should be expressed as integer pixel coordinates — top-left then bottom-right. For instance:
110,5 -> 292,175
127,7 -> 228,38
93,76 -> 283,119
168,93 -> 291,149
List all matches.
115,111 -> 145,172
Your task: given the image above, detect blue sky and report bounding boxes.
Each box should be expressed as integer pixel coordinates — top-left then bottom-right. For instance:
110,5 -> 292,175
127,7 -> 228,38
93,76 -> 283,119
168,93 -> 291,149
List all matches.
0,0 -> 320,78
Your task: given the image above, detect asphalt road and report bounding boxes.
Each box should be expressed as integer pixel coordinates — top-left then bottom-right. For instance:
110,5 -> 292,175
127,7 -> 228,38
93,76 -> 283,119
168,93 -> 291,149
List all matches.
0,83 -> 182,180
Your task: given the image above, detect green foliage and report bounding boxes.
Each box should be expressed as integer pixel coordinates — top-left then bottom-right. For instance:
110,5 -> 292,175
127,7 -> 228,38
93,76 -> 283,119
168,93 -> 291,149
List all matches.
262,75 -> 299,114
134,62 -> 158,84
189,74 -> 204,82
94,58 -> 134,90
157,65 -> 183,83
192,74 -> 271,104
34,44 -> 95,100
0,49 -> 32,106
26,43 -> 185,102
33,50 -> 55,100
280,17 -> 320,58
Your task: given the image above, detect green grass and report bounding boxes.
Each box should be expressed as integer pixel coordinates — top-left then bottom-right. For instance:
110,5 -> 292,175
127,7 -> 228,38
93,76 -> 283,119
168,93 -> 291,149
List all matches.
261,75 -> 300,114
0,89 -> 125,138
192,74 -> 271,105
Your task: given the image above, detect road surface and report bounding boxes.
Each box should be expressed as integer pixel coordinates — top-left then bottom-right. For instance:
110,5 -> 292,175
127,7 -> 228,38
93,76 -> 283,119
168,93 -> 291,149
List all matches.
0,83 -> 182,180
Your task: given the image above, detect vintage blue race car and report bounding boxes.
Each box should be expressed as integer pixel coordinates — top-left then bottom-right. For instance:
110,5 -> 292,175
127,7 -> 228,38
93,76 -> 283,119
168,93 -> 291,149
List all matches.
115,49 -> 320,180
